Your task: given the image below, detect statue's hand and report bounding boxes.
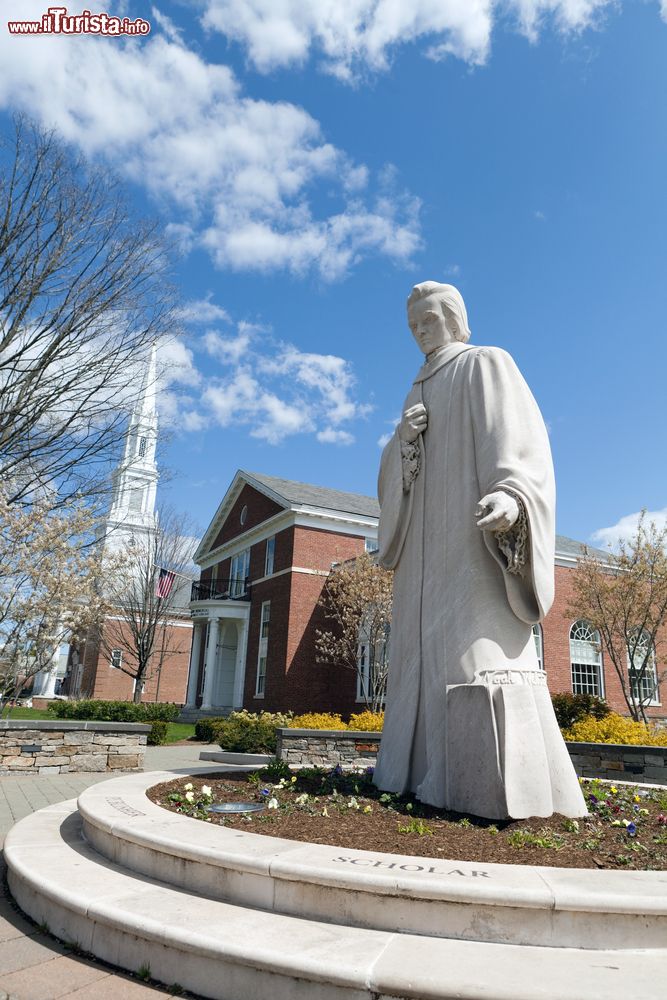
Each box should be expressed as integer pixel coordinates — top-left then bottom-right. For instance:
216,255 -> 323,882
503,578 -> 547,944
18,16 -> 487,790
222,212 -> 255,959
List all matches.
475,491 -> 520,532
399,403 -> 428,443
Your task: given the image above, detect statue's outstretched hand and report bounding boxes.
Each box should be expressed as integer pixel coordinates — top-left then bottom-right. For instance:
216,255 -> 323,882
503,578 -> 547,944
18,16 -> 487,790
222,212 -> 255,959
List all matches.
475,491 -> 520,532
399,403 -> 428,443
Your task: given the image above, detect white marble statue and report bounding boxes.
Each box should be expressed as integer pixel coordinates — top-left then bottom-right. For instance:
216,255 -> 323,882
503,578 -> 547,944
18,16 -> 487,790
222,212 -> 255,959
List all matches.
373,281 -> 587,820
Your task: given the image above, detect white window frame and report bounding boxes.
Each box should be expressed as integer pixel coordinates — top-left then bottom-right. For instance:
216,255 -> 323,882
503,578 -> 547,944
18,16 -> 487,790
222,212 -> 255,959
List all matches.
230,548 -> 250,597
532,624 -> 544,671
138,436 -> 147,457
364,537 -> 379,554
628,629 -> 661,707
569,620 -> 604,697
265,536 -> 275,577
110,649 -> 123,669
255,601 -> 270,697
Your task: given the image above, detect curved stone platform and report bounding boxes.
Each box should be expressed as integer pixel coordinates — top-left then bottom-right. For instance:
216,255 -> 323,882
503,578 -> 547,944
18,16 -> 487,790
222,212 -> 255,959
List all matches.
5,770 -> 667,999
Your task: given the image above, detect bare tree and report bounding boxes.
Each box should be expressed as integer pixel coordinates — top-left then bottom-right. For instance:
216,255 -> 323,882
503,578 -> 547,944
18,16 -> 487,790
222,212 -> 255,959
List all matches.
567,514 -> 667,722
0,115 -> 178,505
316,552 -> 392,714
0,488 -> 105,713
98,508 -> 197,703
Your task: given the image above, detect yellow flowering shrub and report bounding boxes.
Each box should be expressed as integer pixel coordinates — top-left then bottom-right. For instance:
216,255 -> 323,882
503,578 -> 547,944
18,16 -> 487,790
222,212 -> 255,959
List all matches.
563,713 -> 667,746
347,711 -> 384,732
289,713 -> 347,730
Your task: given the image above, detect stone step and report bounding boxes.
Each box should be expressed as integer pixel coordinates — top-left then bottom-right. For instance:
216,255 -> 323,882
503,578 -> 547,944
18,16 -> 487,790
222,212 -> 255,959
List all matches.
77,771 -> 667,951
5,800 -> 664,1000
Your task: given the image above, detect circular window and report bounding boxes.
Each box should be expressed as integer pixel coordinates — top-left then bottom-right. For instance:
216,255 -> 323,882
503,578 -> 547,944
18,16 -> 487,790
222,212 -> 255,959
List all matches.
240,504 -> 248,525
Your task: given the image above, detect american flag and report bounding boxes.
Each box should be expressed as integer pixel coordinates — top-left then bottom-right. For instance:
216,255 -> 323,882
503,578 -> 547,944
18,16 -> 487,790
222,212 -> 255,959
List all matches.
155,567 -> 176,598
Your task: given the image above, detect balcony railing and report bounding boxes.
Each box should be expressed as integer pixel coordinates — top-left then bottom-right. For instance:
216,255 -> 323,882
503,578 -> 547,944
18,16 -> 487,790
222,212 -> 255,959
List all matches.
190,578 -> 251,602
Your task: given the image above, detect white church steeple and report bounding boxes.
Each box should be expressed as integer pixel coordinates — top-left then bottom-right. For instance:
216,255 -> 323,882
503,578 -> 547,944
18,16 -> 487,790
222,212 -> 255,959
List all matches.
103,343 -> 159,555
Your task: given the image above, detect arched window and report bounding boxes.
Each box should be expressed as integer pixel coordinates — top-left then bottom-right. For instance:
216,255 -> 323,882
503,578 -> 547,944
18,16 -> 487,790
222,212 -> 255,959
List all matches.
356,618 -> 389,705
569,620 -> 603,696
532,623 -> 544,671
628,628 -> 660,706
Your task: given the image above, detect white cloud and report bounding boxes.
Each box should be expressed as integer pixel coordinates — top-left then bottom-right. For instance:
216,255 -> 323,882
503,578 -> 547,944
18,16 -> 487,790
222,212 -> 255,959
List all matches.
177,296 -> 231,326
0,4 -> 419,278
377,416 -> 400,448
316,428 -> 355,445
161,319 -> 371,445
200,0 -> 617,79
662,1 -> 667,24
591,508 -> 667,550
533,209 -> 547,222
203,325 -> 255,365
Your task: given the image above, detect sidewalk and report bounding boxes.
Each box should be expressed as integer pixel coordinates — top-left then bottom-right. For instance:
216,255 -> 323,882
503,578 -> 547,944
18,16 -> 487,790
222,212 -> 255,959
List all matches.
0,743 -> 215,999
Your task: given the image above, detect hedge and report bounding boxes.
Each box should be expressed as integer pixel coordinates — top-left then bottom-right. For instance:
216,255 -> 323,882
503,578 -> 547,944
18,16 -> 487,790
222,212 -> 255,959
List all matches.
47,699 -> 180,723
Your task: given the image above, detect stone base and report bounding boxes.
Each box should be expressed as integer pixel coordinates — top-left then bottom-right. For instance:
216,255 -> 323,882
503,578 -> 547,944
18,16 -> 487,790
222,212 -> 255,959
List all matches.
4,770 -> 667,1000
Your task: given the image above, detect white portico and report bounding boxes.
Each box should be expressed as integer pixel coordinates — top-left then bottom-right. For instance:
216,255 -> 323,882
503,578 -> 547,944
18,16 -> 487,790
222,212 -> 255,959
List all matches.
184,592 -> 251,714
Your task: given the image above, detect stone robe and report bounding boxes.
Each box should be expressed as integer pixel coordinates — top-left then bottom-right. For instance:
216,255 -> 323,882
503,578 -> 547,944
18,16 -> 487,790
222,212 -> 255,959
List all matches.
373,343 -> 586,819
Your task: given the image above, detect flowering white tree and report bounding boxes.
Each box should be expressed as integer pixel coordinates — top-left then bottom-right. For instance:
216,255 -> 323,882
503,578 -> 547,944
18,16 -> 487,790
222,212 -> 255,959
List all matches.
315,552 -> 392,714
0,490 -> 105,712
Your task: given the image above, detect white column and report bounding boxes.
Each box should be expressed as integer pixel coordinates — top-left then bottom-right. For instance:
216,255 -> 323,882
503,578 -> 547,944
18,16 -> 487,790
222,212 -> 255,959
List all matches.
201,617 -> 219,710
232,616 -> 250,709
37,642 -> 61,698
184,623 -> 204,708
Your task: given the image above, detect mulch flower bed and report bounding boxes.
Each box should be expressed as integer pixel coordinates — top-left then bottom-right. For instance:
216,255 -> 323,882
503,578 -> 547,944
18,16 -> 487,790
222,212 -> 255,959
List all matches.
146,765 -> 667,871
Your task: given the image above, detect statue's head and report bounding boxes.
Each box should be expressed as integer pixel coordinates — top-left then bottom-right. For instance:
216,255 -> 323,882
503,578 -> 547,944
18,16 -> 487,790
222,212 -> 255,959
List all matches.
407,282 -> 471,355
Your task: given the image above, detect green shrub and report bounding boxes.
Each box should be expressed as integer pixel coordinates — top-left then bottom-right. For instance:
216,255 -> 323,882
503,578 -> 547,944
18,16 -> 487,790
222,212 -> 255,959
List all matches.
216,715 -> 278,754
147,720 -> 168,745
47,700 -> 180,723
194,717 -> 227,742
551,692 -> 610,730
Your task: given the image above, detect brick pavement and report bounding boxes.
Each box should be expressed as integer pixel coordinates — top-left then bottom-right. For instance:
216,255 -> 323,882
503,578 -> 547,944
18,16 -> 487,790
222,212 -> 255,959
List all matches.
0,743 -> 218,1000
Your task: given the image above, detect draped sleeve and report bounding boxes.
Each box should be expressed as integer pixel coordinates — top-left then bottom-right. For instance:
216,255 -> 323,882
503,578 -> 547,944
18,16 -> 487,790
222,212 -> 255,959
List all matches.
377,431 -> 419,570
469,347 -> 555,623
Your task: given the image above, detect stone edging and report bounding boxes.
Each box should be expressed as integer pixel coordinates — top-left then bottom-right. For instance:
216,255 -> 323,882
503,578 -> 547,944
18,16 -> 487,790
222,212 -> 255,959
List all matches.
75,770 -> 667,951
0,720 -> 150,732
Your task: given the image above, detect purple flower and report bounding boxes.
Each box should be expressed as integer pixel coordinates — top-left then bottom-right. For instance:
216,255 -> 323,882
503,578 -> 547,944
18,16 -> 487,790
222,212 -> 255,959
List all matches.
365,767 -> 375,776
260,788 -> 270,796
627,822 -> 637,837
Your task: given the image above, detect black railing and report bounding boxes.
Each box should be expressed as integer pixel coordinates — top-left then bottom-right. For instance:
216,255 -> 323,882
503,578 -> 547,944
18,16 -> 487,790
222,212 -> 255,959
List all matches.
190,578 -> 251,602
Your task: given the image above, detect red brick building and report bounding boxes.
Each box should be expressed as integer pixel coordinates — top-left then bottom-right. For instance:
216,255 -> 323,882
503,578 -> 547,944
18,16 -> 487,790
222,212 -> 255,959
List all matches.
184,471 -> 378,718
185,471 -> 665,722
67,601 -> 193,705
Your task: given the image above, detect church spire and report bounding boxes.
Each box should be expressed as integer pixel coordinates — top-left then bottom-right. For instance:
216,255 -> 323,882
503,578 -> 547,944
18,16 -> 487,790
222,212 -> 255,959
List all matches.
104,343 -> 160,555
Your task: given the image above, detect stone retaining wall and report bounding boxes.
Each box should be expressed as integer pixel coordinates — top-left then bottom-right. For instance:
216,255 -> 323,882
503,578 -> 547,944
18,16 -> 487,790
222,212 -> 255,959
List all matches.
0,720 -> 149,774
566,741 -> 667,784
276,728 -> 380,770
276,729 -> 667,785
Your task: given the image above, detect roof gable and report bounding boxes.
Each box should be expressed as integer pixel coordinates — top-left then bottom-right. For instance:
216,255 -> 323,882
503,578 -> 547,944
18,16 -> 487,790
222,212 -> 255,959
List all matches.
195,470 -> 380,562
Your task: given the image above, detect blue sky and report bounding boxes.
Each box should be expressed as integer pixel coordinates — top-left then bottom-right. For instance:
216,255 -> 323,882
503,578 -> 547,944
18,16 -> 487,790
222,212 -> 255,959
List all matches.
2,1 -> 666,546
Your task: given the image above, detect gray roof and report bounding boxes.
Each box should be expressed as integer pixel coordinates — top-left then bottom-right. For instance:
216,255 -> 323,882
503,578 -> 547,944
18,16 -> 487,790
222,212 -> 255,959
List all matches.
555,534 -> 611,562
244,471 -> 380,518
246,473 -> 604,556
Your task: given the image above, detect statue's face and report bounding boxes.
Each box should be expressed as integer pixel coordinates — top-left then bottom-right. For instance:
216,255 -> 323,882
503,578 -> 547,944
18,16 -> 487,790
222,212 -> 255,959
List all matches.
407,294 -> 456,355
